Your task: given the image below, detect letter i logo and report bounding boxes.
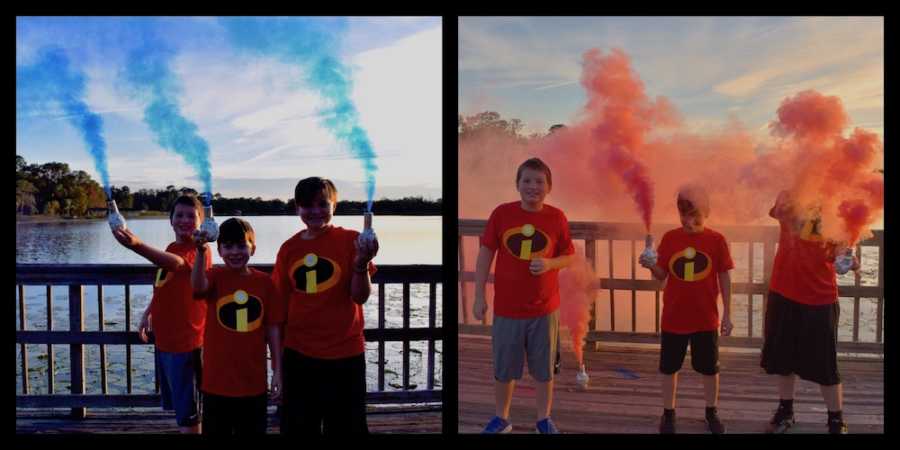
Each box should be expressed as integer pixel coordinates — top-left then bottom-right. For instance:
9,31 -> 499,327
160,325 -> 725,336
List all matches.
520,224 -> 535,259
683,247 -> 696,281
233,290 -> 249,331
304,253 -> 318,293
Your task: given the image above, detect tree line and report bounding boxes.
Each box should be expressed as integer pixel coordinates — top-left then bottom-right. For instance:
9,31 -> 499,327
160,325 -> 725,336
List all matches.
16,155 -> 441,217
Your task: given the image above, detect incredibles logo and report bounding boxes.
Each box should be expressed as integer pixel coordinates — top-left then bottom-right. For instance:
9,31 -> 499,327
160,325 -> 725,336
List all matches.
502,224 -> 551,260
799,218 -> 823,242
290,253 -> 342,294
216,289 -> 263,333
668,246 -> 712,282
154,268 -> 173,288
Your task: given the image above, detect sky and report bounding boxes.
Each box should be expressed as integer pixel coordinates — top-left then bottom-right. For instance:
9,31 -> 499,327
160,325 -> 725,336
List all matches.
459,16 -> 883,142
16,16 -> 443,202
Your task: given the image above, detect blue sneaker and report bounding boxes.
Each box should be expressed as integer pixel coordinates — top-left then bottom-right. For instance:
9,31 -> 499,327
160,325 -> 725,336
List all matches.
536,417 -> 560,434
481,416 -> 512,434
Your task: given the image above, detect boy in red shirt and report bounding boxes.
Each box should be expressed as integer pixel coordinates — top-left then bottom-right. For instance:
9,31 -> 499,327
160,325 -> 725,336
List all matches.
474,157 -> 576,434
191,218 -> 285,435
271,177 -> 378,435
761,191 -> 859,434
111,195 -> 211,434
639,184 -> 734,434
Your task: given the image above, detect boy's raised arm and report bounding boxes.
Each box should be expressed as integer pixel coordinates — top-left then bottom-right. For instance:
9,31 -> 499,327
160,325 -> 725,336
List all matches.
191,242 -> 210,297
112,227 -> 187,272
473,245 -> 495,321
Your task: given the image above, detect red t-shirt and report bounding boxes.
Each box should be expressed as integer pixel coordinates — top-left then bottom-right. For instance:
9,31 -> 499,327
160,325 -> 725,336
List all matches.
198,267 -> 285,397
656,227 -> 734,334
272,226 -> 376,359
150,241 -> 212,353
769,217 -> 839,305
480,202 -> 575,319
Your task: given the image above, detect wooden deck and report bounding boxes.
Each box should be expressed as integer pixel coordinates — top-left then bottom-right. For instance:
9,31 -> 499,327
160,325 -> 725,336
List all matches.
458,334 -> 883,434
16,404 -> 442,434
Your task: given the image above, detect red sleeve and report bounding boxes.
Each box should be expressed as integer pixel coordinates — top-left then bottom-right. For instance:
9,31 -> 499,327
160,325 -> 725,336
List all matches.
263,276 -> 285,326
556,209 -> 575,257
205,245 -> 213,269
480,206 -> 501,250
655,233 -> 672,274
200,267 -> 217,302
271,243 -> 292,306
717,234 -> 735,273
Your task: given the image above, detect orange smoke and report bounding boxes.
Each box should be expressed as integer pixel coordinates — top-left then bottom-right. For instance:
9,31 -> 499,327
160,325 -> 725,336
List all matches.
558,256 -> 595,365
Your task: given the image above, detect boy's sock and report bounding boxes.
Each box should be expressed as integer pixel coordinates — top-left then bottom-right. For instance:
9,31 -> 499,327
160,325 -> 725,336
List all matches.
779,398 -> 794,413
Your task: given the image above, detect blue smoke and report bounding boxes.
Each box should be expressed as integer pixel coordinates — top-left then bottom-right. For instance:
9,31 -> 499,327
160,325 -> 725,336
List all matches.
220,17 -> 377,210
16,47 -> 112,197
121,41 -> 212,193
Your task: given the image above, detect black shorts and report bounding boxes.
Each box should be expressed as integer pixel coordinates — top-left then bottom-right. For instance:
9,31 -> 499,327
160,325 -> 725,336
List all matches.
280,348 -> 368,435
202,392 -> 268,435
760,291 -> 841,386
659,331 -> 719,375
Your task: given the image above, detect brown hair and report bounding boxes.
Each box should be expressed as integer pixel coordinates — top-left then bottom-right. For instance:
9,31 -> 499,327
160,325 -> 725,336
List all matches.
516,157 -> 553,188
676,184 -> 710,217
294,177 -> 338,207
217,218 -> 255,247
168,195 -> 204,221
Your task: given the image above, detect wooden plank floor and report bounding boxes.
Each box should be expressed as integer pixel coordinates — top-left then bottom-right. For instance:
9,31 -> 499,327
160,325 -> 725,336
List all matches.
17,405 -> 442,434
459,334 -> 883,434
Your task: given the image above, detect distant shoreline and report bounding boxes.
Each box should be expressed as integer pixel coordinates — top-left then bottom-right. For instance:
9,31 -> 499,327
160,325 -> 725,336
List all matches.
16,212 -> 443,224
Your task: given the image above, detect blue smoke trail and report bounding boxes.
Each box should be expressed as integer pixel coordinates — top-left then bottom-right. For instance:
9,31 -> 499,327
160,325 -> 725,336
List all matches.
121,41 -> 212,193
220,17 -> 377,210
16,47 -> 112,197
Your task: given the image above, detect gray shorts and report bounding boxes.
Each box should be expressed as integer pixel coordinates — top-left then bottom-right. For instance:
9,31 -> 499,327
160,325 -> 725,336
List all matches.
492,310 -> 559,382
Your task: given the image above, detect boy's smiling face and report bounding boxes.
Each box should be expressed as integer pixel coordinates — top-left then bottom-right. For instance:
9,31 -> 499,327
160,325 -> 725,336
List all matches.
297,191 -> 335,231
218,240 -> 254,270
677,199 -> 706,233
170,203 -> 200,241
517,167 -> 550,209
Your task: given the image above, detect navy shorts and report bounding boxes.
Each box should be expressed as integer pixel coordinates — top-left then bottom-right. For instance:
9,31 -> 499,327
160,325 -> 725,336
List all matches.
760,291 -> 841,386
659,330 -> 719,375
157,348 -> 202,427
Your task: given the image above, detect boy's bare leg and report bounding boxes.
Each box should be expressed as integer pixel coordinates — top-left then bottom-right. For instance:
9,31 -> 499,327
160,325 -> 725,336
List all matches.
820,383 -> 843,411
662,373 -> 678,409
778,374 -> 796,400
495,380 -> 515,419
535,380 -> 553,421
179,424 -> 200,434
703,374 -> 719,407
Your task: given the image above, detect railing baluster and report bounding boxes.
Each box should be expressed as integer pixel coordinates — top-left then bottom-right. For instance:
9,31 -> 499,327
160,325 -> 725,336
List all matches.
608,240 -> 615,332
69,284 -> 86,419
585,239 -> 598,351
125,284 -> 132,394
654,289 -> 660,334
47,285 -> 53,394
378,283 -> 386,392
19,284 -> 28,395
98,285 -> 108,394
631,240 -> 636,332
458,235 -> 468,325
427,282 -> 436,391
402,283 -> 410,390
748,243 -> 754,338
876,297 -> 884,344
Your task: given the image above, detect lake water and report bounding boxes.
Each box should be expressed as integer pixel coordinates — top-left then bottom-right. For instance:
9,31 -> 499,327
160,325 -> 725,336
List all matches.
16,215 -> 443,396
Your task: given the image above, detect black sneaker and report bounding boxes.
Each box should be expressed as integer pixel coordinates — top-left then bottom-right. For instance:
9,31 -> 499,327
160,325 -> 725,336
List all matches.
659,413 -> 676,434
706,411 -> 726,434
828,418 -> 848,434
766,405 -> 795,433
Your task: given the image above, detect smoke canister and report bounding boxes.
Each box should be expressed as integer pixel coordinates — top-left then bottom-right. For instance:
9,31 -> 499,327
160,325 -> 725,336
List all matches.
834,248 -> 855,275
575,363 -> 590,391
198,192 -> 218,242
640,234 -> 657,265
361,211 -> 375,243
107,199 -> 127,231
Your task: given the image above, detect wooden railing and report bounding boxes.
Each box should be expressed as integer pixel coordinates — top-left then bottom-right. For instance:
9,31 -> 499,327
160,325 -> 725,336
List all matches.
16,264 -> 442,416
459,220 -> 884,354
